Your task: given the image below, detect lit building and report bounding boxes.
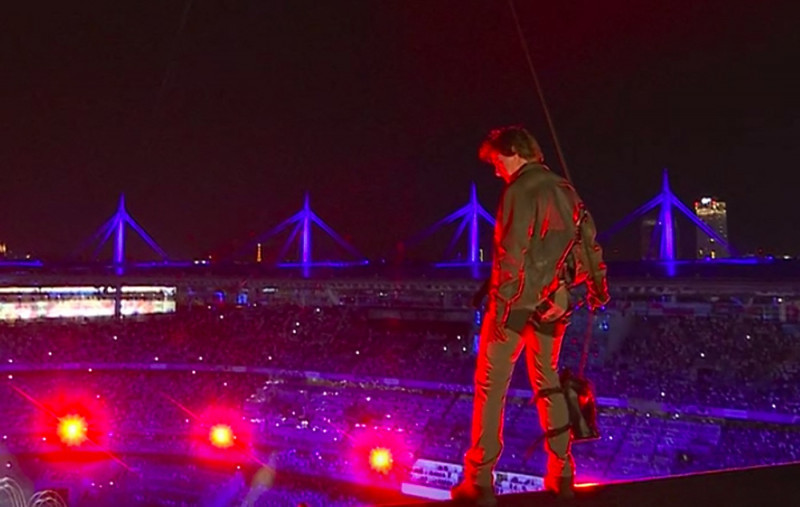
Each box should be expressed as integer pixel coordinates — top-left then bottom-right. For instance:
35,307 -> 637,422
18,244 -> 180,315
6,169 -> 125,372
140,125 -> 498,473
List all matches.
695,197 -> 728,259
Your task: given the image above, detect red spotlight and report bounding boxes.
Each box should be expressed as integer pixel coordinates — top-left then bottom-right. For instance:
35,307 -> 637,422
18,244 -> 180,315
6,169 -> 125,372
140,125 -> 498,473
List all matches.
369,447 -> 393,474
209,424 -> 234,448
57,414 -> 88,446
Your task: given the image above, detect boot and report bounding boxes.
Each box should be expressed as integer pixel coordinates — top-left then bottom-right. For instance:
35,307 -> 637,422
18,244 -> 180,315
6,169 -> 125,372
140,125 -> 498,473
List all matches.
544,475 -> 575,500
451,480 -> 497,507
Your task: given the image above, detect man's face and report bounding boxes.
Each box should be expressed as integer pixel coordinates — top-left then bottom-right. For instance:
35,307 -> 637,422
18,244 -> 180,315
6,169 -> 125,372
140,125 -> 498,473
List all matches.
490,151 -> 521,182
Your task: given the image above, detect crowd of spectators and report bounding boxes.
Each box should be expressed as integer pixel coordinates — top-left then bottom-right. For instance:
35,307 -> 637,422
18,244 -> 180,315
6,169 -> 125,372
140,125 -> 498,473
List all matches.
1,302 -> 798,413
601,314 -> 800,413
1,298 -> 799,504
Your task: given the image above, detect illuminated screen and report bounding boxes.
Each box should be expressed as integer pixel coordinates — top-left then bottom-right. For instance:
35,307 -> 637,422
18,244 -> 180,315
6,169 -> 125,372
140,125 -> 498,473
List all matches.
0,286 -> 176,320
0,299 -> 115,320
120,299 -> 176,316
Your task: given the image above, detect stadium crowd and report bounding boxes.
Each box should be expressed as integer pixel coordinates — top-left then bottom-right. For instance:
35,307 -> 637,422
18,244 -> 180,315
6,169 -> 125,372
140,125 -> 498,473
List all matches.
2,302 -> 798,413
1,300 -> 799,504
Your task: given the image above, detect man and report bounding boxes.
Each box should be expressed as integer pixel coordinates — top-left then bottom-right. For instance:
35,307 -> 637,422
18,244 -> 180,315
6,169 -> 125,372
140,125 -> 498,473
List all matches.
452,126 -> 609,506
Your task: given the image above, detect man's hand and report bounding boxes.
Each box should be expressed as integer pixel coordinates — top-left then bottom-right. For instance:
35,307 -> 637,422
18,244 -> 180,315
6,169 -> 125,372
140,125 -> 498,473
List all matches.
587,288 -> 609,312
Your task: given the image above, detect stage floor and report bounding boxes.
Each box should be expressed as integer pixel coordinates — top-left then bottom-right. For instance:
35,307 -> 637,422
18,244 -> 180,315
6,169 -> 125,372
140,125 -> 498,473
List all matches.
384,461 -> 800,506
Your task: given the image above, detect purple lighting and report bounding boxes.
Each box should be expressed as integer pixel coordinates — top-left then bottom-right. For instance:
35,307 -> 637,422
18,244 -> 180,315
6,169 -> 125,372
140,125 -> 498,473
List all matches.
469,184 -> 480,264
411,183 -> 495,272
600,169 -> 735,273
85,194 -> 168,273
302,194 -> 312,267
251,192 -> 368,277
659,169 -> 675,262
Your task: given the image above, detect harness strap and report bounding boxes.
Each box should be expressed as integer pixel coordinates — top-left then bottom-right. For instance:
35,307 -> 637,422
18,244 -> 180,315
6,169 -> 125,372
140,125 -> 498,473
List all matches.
532,386 -> 564,403
524,424 -> 572,460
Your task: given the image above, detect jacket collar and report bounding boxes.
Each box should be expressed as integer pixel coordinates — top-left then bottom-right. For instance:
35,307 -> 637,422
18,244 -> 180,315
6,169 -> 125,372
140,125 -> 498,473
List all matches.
509,162 -> 548,184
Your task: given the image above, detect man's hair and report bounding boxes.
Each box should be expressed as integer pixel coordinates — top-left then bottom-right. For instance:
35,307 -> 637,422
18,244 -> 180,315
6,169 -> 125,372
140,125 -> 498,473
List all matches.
479,125 -> 544,163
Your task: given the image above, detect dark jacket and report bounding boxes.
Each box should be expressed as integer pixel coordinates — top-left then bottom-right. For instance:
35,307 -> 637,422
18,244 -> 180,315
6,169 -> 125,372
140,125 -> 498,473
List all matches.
487,163 -> 609,327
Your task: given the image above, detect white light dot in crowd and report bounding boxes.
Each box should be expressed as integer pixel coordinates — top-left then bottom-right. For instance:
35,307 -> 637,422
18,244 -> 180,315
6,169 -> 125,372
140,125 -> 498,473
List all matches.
48,352 -> 52,356
746,335 -> 751,340
96,395 -> 101,399
7,359 -> 12,364
113,336 -> 117,340
7,375 -> 12,380
2,435 -> 6,440
5,462 -> 10,468
609,436 -> 614,440
386,414 -> 391,419
155,357 -> 159,361
457,336 -> 461,340
109,481 -> 114,486
223,382 -> 228,387
192,370 -> 196,375
366,397 -> 371,401
199,356 -> 203,361
220,315 -> 224,319
268,356 -> 272,360
295,321 -> 300,326
700,352 -> 705,358
772,404 -> 777,409
355,350 -> 360,355
88,368 -> 93,372
443,346 -> 447,351
292,329 -> 297,334
660,392 -> 665,397
185,419 -> 189,423
42,437 -> 46,441
462,347 -> 467,352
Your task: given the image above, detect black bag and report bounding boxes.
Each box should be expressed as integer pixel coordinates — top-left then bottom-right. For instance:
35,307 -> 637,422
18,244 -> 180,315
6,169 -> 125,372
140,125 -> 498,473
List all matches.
560,368 -> 600,442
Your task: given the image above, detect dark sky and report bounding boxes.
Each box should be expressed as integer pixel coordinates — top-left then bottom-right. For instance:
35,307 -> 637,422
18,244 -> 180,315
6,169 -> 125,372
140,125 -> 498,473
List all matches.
2,0 -> 798,262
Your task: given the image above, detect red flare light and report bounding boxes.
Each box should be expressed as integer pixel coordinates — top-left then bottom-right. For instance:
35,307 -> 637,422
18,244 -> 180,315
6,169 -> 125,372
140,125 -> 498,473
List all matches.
210,424 -> 234,448
57,414 -> 88,446
369,447 -> 393,474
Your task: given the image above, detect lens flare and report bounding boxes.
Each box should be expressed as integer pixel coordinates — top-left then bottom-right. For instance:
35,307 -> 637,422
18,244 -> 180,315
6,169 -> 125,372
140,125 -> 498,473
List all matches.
57,414 -> 88,446
369,447 -> 393,473
210,424 -> 234,448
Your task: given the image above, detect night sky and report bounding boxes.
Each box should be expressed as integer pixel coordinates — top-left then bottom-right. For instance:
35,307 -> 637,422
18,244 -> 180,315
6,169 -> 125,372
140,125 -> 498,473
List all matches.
2,0 -> 798,262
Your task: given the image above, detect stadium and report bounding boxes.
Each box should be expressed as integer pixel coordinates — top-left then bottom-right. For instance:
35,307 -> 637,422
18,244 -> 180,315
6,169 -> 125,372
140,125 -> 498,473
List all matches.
3,2 -> 797,505
2,219 -> 800,505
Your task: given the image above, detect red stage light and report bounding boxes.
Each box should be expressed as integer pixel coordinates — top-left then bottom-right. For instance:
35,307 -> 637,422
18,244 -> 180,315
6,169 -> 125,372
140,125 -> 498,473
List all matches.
369,447 -> 393,474
209,424 -> 234,448
57,414 -> 88,446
